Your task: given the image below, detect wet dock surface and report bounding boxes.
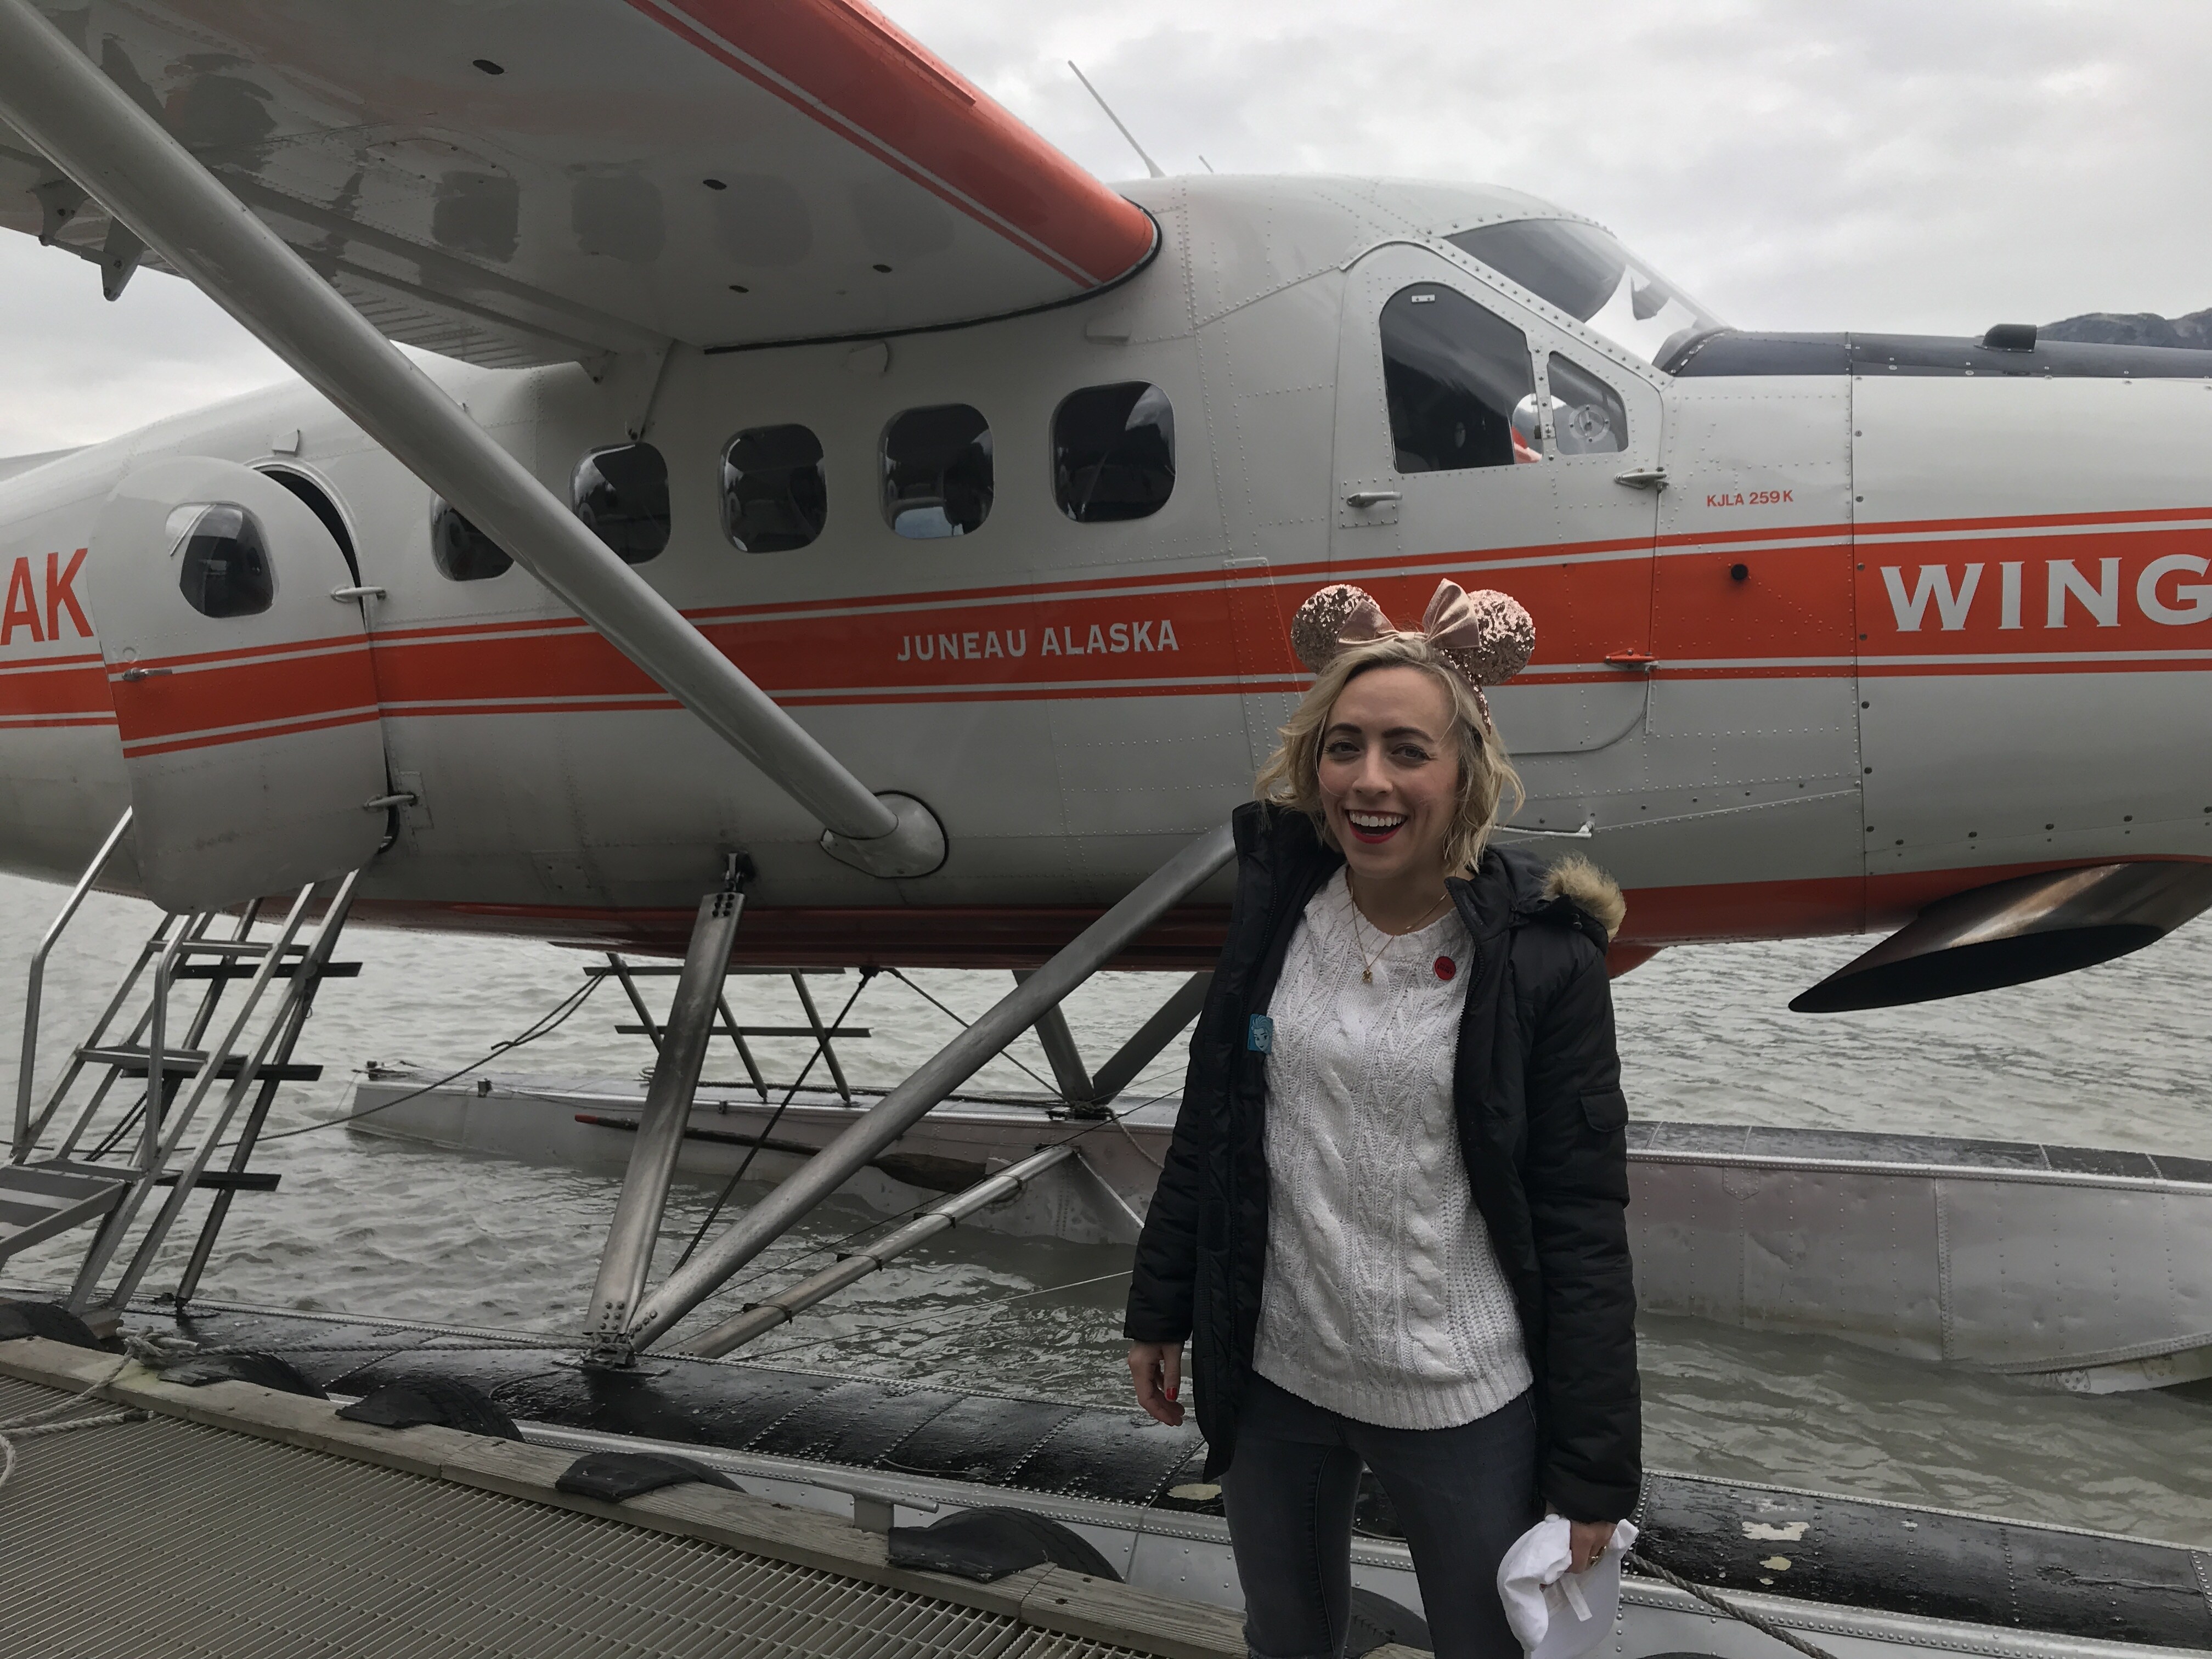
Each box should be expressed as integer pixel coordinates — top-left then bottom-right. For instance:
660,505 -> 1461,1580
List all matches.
0,1340 -> 1274,1659
119,1302 -> 2212,1654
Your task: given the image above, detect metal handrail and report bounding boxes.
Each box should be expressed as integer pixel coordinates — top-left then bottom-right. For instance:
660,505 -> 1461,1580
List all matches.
46,911 -> 211,1164
106,870 -> 365,1310
12,808 -> 131,1161
67,882 -> 319,1311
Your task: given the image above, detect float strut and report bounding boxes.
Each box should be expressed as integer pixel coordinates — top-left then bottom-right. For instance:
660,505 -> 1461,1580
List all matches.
584,866 -> 746,1364
621,821 -> 1235,1352
681,1142 -> 1077,1357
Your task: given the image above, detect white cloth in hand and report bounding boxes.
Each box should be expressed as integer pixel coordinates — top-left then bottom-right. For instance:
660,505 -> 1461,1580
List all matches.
1495,1516 -> 1638,1659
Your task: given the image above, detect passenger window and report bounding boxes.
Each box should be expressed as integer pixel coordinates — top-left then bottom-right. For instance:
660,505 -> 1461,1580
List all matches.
1545,354 -> 1628,455
882,404 -> 992,539
1053,382 -> 1174,522
430,498 -> 512,582
170,504 -> 273,618
573,442 -> 670,564
1379,285 -> 1539,472
722,425 -> 827,553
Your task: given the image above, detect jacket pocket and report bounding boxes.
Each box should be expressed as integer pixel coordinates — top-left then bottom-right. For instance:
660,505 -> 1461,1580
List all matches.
1580,1087 -> 1629,1133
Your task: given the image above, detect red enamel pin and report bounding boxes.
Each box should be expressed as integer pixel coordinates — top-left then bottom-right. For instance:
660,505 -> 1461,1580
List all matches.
1434,956 -> 1457,981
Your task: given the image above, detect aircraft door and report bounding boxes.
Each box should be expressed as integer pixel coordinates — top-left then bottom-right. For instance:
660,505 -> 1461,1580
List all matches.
87,456 -> 387,911
1331,244 -> 1661,773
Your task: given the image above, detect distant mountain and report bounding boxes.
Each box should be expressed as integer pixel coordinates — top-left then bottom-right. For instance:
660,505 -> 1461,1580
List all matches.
2041,308 -> 2212,348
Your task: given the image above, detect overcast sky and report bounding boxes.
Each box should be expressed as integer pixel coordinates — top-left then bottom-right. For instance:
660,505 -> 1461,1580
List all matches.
3,0 -> 2209,454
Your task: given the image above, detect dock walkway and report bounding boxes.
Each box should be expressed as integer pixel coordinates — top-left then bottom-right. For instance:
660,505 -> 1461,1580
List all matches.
0,1338 -> 1364,1659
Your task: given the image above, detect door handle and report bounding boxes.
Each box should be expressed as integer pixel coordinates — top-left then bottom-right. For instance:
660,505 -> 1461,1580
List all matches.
117,666 -> 172,682
1343,489 -> 1402,508
1613,467 -> 1668,490
1604,650 -> 1657,672
330,585 -> 386,602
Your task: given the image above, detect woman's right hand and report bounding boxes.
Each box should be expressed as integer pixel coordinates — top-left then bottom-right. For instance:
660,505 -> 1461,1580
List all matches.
1127,1341 -> 1185,1426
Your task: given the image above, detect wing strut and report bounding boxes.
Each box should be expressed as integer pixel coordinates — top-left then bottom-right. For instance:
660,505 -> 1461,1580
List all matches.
0,0 -> 943,879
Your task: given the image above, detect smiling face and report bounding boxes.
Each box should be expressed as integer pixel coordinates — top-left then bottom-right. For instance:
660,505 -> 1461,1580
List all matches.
1316,664 -> 1464,891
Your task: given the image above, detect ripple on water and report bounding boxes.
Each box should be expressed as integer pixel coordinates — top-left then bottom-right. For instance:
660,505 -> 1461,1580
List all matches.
2,876 -> 2210,1542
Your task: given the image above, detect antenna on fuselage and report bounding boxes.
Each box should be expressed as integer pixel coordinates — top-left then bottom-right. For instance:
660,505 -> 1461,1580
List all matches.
1068,61 -> 1166,180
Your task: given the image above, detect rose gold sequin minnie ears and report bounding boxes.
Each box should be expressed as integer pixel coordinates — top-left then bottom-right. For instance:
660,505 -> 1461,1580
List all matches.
1289,579 -> 1536,727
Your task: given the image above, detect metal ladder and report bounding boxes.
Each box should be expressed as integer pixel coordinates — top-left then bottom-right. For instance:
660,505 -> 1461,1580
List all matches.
591,955 -> 870,1103
2,809 -> 363,1314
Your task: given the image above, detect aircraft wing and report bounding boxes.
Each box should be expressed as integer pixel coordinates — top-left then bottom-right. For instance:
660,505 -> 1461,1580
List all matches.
0,0 -> 1156,366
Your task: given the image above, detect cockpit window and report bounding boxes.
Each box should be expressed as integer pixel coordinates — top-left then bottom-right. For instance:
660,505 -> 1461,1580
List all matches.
1380,285 -> 1539,473
1446,219 -> 1724,369
169,504 -> 274,618
1545,354 -> 1628,455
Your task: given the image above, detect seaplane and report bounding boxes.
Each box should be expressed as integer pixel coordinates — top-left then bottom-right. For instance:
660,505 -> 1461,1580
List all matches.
0,5 -> 2208,1656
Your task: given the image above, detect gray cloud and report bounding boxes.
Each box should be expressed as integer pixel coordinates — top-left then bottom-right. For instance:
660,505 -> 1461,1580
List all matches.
921,0 -> 2212,330
0,234 -> 285,454
2,0 -> 2206,456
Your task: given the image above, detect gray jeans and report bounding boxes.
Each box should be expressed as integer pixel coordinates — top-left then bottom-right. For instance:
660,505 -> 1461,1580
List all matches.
1221,1374 -> 1539,1659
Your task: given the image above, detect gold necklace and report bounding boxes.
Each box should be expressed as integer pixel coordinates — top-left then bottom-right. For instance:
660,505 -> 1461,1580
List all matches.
1346,877 -> 1452,983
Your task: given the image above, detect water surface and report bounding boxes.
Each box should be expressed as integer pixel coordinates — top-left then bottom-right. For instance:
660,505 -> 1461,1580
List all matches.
4,874 -> 2208,1544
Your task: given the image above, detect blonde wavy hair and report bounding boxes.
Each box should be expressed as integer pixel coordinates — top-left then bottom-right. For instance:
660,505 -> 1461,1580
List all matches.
1255,634 -> 1523,876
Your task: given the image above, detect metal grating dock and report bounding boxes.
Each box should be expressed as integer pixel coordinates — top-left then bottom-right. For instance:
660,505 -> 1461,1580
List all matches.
0,1374 -> 1165,1659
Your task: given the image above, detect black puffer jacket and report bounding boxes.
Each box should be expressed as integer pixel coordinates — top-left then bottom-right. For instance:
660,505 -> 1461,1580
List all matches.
1124,801 -> 1640,1521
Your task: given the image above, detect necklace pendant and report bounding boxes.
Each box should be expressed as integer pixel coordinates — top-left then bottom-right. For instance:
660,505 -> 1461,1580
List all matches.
1361,968 -> 1373,983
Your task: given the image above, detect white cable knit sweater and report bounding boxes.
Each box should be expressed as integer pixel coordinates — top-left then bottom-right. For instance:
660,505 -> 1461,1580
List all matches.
1252,870 -> 1533,1429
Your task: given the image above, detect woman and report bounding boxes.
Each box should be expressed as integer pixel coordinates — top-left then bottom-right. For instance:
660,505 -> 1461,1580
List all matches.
1124,579 -> 1638,1659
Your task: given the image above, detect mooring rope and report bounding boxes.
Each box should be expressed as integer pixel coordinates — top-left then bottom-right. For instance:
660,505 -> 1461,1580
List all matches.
249,974 -> 608,1144
1625,1551 -> 1842,1659
0,1333 -> 180,1496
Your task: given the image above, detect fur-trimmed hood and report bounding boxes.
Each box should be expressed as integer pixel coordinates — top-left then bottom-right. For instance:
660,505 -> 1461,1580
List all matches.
1542,854 -> 1627,941
1228,802 -> 1629,949
1477,842 -> 1628,950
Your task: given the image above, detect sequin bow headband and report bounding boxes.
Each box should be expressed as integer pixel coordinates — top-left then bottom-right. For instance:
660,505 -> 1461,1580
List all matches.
1289,579 -> 1536,728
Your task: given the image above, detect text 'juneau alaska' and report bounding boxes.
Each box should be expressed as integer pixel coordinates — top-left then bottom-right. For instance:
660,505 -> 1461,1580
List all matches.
896,620 -> 1182,662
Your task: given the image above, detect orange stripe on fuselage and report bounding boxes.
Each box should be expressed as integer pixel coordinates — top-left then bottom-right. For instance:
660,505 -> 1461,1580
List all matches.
1855,517 -> 2212,663
0,651 -> 115,726
3,509 -> 2210,741
119,707 -> 382,759
107,635 -> 378,752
